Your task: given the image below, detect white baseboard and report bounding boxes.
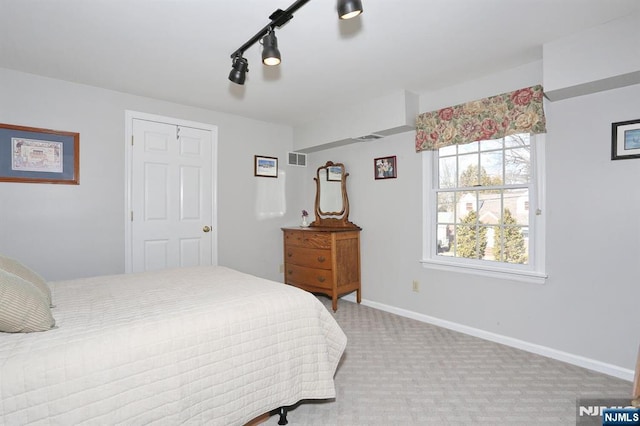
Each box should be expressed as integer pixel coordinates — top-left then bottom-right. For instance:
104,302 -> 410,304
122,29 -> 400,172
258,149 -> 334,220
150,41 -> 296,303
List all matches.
341,295 -> 634,382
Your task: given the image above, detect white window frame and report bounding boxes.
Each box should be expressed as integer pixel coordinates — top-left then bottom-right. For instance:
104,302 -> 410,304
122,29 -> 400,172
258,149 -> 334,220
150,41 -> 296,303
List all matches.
421,134 -> 547,284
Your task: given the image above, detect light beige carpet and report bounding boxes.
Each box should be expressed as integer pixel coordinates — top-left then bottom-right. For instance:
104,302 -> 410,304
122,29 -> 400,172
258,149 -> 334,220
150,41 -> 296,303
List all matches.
264,297 -> 632,425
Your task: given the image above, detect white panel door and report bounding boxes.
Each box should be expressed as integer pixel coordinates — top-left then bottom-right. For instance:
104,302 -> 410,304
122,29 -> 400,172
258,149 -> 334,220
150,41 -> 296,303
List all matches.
131,119 -> 213,272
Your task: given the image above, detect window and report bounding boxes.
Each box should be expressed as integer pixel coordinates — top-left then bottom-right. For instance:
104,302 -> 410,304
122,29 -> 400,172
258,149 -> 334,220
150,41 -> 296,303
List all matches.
422,133 -> 546,283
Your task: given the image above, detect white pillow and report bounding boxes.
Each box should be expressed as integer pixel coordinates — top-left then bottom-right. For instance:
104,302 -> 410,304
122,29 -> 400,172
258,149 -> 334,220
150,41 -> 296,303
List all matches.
0,269 -> 55,333
0,255 -> 52,307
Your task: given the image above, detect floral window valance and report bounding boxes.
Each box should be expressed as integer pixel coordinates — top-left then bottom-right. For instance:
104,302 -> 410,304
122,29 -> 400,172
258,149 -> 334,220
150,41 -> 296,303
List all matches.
415,85 -> 547,152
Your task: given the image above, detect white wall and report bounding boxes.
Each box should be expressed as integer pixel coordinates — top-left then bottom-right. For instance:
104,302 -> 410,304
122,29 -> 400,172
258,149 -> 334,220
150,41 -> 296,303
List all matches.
543,13 -> 640,100
293,90 -> 418,152
306,65 -> 640,376
543,83 -> 640,371
0,68 -> 305,282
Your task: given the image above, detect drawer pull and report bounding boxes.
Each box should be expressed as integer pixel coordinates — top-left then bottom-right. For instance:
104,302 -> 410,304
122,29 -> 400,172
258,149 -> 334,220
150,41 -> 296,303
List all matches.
317,276 -> 326,283
287,252 -> 292,257
287,270 -> 293,275
317,256 -> 326,263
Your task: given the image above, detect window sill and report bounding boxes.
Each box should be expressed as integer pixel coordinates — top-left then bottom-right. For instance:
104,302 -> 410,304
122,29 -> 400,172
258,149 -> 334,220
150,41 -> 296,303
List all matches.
420,258 -> 547,284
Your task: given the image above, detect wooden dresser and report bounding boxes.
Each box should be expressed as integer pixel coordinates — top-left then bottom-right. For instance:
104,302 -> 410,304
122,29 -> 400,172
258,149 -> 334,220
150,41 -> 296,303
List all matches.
282,227 -> 361,311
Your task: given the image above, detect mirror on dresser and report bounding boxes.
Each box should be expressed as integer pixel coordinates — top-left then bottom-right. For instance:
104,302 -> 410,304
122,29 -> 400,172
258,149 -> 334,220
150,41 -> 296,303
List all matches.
311,161 -> 359,229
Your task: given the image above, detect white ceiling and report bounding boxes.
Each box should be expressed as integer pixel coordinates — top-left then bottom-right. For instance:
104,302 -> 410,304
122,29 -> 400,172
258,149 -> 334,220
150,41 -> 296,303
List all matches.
1,0 -> 638,126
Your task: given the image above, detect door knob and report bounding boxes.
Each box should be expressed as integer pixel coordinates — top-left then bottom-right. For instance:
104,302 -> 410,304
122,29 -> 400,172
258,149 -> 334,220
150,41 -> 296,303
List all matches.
203,226 -> 211,233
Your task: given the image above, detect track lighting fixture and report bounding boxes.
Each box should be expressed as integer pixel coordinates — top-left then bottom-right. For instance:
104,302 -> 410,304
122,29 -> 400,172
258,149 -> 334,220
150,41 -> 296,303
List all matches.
261,29 -> 281,66
337,0 -> 363,20
228,55 -> 249,85
228,0 -> 363,85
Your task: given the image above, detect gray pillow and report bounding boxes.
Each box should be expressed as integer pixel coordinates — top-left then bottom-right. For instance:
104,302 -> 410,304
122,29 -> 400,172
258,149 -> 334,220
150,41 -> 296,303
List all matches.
0,255 -> 52,307
0,269 -> 55,333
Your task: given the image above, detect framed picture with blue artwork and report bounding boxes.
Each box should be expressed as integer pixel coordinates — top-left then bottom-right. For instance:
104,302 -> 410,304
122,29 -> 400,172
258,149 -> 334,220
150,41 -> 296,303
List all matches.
0,123 -> 79,184
612,119 -> 640,160
254,155 -> 278,178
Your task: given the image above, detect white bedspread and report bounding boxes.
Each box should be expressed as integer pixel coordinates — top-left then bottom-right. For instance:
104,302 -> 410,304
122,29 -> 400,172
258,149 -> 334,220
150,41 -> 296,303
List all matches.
0,266 -> 347,425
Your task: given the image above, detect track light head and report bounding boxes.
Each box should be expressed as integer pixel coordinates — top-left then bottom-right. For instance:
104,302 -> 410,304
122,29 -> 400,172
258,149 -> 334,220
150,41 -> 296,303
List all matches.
261,30 -> 281,66
228,56 -> 249,85
337,0 -> 363,19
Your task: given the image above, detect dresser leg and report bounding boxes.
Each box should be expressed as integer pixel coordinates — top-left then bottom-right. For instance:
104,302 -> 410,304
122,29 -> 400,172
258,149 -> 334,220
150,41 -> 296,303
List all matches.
356,288 -> 361,304
332,296 -> 338,312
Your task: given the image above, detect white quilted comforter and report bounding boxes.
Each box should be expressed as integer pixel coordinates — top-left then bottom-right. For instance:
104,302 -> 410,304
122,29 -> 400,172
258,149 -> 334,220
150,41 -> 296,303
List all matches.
0,266 -> 347,425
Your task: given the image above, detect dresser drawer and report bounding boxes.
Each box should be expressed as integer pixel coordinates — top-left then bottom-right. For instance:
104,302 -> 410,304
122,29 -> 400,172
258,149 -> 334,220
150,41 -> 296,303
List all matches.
284,230 -> 331,249
284,264 -> 333,290
285,246 -> 331,269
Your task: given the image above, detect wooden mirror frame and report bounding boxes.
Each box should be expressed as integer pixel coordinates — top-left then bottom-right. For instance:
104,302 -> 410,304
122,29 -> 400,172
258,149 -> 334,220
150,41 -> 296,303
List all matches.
310,161 -> 359,229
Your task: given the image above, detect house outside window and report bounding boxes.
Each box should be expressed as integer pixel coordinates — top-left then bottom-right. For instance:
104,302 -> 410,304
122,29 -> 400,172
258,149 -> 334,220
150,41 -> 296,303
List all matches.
422,133 -> 547,283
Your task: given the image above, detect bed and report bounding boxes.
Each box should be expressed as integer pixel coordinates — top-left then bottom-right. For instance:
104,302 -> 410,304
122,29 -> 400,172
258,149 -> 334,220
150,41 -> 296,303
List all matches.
0,263 -> 347,425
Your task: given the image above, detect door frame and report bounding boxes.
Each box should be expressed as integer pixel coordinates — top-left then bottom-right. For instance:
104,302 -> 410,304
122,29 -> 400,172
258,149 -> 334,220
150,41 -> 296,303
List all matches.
124,110 -> 219,273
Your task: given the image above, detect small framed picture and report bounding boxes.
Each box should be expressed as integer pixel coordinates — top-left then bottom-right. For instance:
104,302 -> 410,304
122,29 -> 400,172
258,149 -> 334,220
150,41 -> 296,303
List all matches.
254,155 -> 278,177
612,119 -> 640,160
327,165 -> 342,181
374,156 -> 397,179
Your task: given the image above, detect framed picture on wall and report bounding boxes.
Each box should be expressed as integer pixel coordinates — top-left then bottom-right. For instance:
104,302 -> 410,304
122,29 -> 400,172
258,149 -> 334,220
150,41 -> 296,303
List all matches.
0,123 -> 79,184
254,155 -> 278,177
612,119 -> 640,160
374,155 -> 397,179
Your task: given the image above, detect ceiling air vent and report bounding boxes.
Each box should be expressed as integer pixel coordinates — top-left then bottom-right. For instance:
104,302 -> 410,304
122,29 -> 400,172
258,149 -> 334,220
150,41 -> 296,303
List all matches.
352,133 -> 384,142
287,152 -> 307,167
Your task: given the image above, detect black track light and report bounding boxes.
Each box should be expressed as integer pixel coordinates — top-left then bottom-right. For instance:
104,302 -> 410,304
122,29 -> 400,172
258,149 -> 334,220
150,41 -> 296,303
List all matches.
228,0 -> 364,85
228,56 -> 249,85
262,30 -> 281,66
337,0 -> 363,19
